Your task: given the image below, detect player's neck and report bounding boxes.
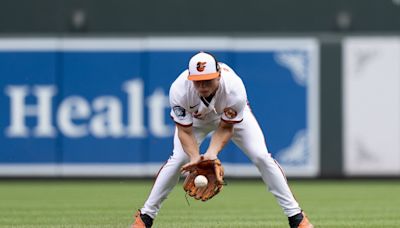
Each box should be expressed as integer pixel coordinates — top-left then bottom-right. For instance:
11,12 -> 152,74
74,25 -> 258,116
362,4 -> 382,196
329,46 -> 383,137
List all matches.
202,86 -> 218,103
200,86 -> 219,107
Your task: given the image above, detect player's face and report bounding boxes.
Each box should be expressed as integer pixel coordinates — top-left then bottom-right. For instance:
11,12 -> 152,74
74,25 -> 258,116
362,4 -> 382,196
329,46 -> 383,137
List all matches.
193,77 -> 220,97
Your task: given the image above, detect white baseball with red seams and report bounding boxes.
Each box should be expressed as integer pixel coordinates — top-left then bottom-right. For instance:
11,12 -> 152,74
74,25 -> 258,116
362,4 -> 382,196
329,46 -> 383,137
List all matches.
194,175 -> 208,187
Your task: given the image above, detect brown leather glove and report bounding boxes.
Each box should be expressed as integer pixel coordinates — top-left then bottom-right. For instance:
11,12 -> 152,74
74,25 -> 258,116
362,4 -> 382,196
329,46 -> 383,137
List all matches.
181,156 -> 224,201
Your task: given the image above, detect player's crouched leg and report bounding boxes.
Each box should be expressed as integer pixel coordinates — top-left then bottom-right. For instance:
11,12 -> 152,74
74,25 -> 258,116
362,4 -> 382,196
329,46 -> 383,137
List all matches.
132,210 -> 153,228
288,211 -> 314,228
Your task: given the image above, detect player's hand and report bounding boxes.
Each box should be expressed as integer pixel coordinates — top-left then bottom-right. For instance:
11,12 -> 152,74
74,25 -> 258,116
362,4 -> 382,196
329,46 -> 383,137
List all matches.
181,154 -> 201,172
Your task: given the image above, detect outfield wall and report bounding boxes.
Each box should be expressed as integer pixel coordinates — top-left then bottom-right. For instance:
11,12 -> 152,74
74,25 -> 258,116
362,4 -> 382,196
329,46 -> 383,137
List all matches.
0,37 -> 320,177
343,37 -> 400,177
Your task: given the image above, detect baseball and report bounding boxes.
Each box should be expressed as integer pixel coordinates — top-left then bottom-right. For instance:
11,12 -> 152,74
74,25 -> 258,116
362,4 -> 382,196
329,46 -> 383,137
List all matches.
194,175 -> 208,187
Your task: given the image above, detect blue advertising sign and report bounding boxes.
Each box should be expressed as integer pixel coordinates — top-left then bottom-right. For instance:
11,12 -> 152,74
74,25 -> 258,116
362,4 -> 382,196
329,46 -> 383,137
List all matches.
0,38 -> 319,177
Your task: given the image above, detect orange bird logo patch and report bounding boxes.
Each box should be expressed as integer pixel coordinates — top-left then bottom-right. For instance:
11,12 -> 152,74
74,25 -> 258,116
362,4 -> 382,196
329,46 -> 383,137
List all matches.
196,62 -> 206,72
224,108 -> 237,119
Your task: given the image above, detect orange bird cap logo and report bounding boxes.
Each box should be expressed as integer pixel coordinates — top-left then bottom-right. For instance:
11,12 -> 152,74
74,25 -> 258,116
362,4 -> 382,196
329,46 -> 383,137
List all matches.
196,62 -> 206,72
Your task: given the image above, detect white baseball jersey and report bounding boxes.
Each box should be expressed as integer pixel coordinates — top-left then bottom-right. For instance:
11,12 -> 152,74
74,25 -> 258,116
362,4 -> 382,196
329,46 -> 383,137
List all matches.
169,63 -> 247,126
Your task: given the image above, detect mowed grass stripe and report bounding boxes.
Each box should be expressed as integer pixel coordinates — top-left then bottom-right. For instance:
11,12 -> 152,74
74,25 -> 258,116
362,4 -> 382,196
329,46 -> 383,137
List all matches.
0,180 -> 399,227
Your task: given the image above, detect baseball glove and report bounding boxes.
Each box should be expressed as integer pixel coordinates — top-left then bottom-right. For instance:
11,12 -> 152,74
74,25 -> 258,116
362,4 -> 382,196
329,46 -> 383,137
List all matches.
181,156 -> 225,201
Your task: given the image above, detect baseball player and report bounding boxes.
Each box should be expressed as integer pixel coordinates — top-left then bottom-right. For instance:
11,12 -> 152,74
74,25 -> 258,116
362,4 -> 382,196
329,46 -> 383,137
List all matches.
132,52 -> 313,228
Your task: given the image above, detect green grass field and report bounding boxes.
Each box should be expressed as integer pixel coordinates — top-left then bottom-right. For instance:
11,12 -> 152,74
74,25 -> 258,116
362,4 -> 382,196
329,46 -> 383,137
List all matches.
0,179 -> 400,228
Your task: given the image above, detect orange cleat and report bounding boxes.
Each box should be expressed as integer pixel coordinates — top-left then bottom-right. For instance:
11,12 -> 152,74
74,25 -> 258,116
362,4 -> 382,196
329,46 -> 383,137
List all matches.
298,212 -> 313,228
131,210 -> 153,228
289,211 -> 314,228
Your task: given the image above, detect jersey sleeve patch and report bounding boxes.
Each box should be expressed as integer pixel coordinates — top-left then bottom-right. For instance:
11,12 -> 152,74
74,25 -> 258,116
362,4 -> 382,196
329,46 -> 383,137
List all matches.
222,106 -> 244,123
173,106 -> 186,119
170,106 -> 193,126
223,107 -> 237,119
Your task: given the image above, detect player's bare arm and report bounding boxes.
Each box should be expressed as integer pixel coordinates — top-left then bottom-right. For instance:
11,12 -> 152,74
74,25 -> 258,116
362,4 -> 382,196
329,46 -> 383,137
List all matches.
203,121 -> 234,160
176,124 -> 201,164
